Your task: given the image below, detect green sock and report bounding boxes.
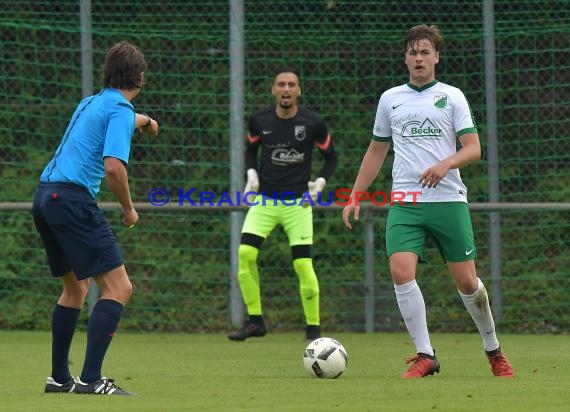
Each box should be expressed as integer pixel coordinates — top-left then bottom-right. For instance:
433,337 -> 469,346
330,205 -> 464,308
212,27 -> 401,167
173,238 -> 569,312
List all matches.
293,258 -> 320,325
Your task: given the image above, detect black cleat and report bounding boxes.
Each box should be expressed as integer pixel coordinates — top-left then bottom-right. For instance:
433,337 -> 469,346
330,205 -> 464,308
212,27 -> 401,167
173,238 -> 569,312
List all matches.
44,376 -> 75,393
305,325 -> 321,342
228,319 -> 267,341
74,377 -> 135,396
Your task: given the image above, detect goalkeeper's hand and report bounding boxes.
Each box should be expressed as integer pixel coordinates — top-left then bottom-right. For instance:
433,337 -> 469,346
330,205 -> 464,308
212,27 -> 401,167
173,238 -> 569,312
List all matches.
306,177 -> 326,206
243,168 -> 259,205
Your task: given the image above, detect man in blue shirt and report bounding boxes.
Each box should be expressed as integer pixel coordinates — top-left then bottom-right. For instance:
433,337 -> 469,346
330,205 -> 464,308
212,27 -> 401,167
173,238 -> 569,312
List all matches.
33,41 -> 158,395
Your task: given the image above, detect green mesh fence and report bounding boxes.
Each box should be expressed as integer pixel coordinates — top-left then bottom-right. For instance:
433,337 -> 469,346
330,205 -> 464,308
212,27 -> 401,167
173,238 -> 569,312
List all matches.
0,1 -> 569,333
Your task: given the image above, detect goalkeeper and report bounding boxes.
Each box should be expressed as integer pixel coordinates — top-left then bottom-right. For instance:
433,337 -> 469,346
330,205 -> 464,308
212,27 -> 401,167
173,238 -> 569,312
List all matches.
228,67 -> 337,342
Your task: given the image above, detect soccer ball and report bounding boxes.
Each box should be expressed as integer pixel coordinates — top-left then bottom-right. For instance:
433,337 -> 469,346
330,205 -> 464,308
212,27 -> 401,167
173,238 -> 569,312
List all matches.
303,337 -> 348,379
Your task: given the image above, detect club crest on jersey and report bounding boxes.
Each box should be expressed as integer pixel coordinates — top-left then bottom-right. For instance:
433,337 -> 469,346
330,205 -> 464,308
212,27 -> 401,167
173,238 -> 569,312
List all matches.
294,125 -> 306,141
434,95 -> 448,109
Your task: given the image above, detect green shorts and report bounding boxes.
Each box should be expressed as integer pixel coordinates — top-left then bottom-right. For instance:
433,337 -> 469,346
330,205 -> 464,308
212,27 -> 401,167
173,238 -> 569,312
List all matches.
386,202 -> 476,262
241,195 -> 313,245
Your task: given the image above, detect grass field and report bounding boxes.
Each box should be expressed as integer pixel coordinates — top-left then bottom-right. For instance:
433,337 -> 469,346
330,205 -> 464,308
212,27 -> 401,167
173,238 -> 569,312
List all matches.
0,331 -> 568,411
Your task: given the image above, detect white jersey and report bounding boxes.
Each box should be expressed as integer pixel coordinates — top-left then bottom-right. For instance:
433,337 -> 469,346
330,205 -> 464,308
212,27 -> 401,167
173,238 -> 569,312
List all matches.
373,80 -> 477,203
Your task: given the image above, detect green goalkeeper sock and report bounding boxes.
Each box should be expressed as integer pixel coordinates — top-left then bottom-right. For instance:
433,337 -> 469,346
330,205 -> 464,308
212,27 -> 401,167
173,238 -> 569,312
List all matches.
293,258 -> 320,325
237,244 -> 262,315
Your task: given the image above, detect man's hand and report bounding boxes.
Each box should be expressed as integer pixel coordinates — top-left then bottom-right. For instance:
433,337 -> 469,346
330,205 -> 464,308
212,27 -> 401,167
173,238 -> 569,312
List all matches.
243,168 -> 259,205
419,160 -> 451,188
122,207 -> 139,228
136,113 -> 159,136
342,203 -> 359,229
142,117 -> 159,136
307,177 -> 326,203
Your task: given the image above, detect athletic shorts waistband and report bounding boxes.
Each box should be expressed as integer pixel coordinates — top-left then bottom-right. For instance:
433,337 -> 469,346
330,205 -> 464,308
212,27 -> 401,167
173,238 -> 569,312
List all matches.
38,181 -> 89,194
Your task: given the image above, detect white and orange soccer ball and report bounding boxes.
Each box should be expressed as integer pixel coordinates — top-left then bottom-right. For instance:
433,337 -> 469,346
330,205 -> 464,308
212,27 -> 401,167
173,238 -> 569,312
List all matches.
303,337 -> 348,379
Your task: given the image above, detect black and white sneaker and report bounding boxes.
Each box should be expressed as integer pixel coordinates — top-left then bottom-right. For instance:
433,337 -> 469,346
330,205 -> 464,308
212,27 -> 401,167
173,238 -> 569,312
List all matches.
74,377 -> 135,396
45,376 -> 76,393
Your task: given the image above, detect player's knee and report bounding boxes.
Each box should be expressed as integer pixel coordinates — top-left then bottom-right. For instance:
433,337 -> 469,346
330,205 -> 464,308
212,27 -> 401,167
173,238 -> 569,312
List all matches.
61,280 -> 90,308
125,280 -> 133,300
77,278 -> 90,298
116,280 -> 133,305
293,258 -> 319,291
103,278 -> 133,305
239,244 -> 259,263
293,257 -> 314,273
61,277 -> 89,307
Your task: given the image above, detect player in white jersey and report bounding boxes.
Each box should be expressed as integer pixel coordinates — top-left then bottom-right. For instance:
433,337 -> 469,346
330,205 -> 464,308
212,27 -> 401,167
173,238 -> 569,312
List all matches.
342,24 -> 514,378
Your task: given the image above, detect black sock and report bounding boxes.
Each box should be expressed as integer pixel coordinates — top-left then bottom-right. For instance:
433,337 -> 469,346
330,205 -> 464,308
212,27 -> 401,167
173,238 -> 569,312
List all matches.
80,299 -> 124,383
486,347 -> 501,356
249,315 -> 264,325
51,304 -> 80,383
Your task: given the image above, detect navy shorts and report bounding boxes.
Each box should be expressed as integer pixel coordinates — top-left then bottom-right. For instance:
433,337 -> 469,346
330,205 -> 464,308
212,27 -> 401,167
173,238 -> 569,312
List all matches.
32,182 -> 124,280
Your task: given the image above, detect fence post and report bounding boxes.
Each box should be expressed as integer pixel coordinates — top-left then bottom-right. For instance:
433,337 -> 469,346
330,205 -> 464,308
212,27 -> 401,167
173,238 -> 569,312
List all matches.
483,0 -> 503,325
363,207 -> 375,333
229,0 -> 245,327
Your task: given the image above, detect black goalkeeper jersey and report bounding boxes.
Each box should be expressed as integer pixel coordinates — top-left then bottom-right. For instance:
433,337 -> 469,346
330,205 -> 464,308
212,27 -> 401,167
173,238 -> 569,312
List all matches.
245,105 -> 337,198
